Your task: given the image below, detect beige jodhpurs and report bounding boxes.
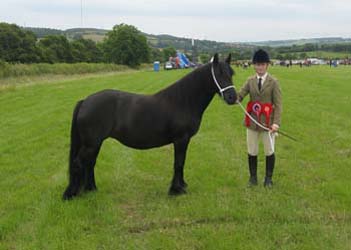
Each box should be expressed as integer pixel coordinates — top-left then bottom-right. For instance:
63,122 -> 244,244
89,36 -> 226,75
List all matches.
247,128 -> 275,156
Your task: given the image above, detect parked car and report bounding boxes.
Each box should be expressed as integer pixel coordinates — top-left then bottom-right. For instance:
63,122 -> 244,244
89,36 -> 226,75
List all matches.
164,61 -> 173,70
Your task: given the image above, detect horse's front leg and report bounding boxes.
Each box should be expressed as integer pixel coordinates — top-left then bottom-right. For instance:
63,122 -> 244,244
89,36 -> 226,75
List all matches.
169,136 -> 190,195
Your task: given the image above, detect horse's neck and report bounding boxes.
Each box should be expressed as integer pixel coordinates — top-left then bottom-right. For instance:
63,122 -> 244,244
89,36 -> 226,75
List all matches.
192,80 -> 215,116
156,65 -> 215,116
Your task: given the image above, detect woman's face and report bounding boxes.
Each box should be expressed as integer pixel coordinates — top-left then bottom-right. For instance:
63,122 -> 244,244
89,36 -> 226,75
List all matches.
254,63 -> 269,76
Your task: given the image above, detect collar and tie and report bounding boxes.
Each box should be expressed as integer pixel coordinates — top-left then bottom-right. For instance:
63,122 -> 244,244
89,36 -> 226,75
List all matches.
258,77 -> 262,91
257,73 -> 268,91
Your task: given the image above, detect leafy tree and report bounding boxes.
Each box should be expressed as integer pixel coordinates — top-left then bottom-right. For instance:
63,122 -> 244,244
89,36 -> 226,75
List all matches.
102,24 -> 149,66
276,54 -> 284,60
299,52 -> 307,59
199,53 -> 210,63
71,39 -> 86,62
285,53 -> 292,60
150,47 -> 163,62
303,43 -> 318,52
38,35 -> 73,63
229,51 -> 241,61
0,22 -> 40,63
22,27 -> 63,38
71,38 -> 103,63
162,46 -> 176,61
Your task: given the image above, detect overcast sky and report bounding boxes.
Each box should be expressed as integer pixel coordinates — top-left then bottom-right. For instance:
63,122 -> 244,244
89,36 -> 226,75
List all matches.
1,0 -> 350,42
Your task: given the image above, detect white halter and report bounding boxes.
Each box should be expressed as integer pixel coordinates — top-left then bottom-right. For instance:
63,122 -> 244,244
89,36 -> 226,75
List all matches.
210,57 -> 235,98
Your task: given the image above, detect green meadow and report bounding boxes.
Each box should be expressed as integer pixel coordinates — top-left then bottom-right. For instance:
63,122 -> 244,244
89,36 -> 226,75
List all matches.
0,65 -> 350,249
281,51 -> 350,59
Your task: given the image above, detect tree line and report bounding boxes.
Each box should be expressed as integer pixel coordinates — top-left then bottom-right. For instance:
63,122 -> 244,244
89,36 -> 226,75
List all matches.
1,22 -> 350,66
0,22 -> 161,66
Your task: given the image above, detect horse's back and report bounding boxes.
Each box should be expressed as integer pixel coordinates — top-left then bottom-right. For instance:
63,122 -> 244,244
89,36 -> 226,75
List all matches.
76,89 -> 129,144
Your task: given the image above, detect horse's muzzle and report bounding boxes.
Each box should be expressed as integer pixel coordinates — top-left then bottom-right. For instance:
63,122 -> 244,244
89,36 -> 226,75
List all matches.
223,89 -> 237,105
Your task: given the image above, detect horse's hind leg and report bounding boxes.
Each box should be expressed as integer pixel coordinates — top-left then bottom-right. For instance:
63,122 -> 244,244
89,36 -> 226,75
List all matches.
63,145 -> 98,199
84,143 -> 102,192
63,154 -> 84,199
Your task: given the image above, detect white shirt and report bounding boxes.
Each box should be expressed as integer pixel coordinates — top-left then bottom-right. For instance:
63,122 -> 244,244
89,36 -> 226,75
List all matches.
256,72 -> 268,86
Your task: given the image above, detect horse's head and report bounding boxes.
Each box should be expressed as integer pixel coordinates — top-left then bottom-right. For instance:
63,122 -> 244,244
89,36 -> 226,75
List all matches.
210,53 -> 237,105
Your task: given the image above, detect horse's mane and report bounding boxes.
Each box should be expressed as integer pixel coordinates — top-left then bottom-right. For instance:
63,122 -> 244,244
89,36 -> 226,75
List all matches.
154,63 -> 212,103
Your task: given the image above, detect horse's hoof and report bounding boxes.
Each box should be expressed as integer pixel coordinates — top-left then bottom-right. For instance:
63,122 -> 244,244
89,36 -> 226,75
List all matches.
264,180 -> 273,188
168,186 -> 187,196
181,182 -> 188,189
62,192 -> 73,200
247,177 -> 258,187
62,188 -> 78,200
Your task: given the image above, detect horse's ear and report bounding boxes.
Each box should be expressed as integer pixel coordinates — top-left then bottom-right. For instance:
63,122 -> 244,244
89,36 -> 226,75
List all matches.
226,53 -> 232,64
211,53 -> 219,64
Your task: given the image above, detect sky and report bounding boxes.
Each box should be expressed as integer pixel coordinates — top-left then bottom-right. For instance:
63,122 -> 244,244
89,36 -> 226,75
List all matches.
1,0 -> 351,42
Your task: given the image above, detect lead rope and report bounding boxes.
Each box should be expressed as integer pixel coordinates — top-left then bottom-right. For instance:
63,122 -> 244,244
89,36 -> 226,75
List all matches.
237,101 -> 275,153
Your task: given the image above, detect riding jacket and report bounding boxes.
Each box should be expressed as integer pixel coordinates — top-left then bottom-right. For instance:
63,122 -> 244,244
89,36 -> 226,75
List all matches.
238,74 -> 282,131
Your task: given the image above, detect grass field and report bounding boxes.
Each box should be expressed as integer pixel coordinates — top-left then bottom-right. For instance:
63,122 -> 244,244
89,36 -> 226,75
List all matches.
281,51 -> 351,60
1,65 -> 351,249
304,51 -> 350,59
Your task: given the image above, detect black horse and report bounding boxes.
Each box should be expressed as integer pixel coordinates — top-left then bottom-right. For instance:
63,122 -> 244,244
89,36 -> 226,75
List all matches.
63,53 -> 237,200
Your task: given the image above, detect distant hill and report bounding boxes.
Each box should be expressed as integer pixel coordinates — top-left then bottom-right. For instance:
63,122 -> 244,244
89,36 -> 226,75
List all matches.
23,27 -> 109,41
144,33 -> 254,53
22,27 -> 255,53
249,37 -> 351,47
64,28 -> 110,41
23,27 -> 64,38
23,27 -> 351,56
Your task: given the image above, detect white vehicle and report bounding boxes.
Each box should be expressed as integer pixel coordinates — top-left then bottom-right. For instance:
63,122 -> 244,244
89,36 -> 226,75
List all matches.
164,61 -> 173,70
308,58 -> 326,65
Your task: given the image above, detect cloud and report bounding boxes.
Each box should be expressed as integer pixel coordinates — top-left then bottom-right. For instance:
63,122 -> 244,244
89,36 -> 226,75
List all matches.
0,0 -> 350,41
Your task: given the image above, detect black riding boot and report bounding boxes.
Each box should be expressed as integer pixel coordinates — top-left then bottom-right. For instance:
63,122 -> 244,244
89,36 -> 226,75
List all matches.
248,154 -> 258,186
264,154 -> 275,188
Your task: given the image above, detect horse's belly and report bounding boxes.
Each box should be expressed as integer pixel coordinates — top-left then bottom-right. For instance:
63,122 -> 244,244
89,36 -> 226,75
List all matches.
111,128 -> 172,149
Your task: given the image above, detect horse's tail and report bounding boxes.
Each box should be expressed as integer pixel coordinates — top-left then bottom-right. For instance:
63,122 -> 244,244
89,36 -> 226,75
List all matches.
68,100 -> 84,180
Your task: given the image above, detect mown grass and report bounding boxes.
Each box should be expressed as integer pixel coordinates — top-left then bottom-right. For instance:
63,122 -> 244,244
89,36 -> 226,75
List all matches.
0,65 -> 350,249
